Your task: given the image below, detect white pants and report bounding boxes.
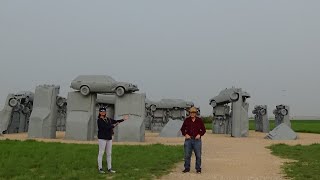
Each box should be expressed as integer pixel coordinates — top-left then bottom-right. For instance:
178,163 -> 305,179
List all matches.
97,139 -> 112,170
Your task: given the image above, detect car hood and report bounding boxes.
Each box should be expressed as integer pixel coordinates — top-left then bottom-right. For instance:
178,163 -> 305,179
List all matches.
117,82 -> 139,88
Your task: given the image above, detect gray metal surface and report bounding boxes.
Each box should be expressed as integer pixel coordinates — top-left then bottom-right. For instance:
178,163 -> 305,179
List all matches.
209,87 -> 250,137
1,92 -> 68,134
273,105 -> 291,127
159,119 -> 184,137
113,93 -> 146,142
28,85 -> 60,139
212,105 -> 231,134
56,96 -> 67,131
0,94 -> 15,134
265,123 -> 297,140
146,99 -> 194,109
70,75 -> 139,96
96,94 -> 116,105
5,92 -> 34,134
114,114 -> 145,142
145,98 -> 196,132
252,105 -> 269,133
65,91 -> 97,141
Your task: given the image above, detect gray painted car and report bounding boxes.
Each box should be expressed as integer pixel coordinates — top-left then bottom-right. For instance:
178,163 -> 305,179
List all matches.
146,99 -> 194,111
209,88 -> 250,107
70,75 -> 139,96
8,91 -> 34,108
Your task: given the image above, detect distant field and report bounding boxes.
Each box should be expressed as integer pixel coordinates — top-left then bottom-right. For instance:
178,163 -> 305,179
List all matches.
205,120 -> 320,134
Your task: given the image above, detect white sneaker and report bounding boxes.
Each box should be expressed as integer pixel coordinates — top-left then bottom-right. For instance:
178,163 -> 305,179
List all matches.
108,169 -> 116,173
99,169 -> 106,174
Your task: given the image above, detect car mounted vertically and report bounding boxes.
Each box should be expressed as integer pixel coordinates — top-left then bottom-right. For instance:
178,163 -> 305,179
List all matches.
70,75 -> 139,96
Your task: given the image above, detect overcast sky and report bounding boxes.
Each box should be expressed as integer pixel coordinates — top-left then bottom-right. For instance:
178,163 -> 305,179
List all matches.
0,0 -> 319,116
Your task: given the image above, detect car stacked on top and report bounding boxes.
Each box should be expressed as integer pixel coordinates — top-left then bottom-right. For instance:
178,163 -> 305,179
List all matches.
70,75 -> 139,97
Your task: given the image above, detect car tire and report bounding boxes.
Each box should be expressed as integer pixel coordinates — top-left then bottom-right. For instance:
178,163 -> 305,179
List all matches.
115,87 -> 125,97
150,104 -> 157,112
280,109 -> 288,116
260,109 -> 266,115
80,85 -> 90,96
8,98 -> 18,107
230,93 -> 239,101
22,107 -> 30,114
210,100 -> 217,108
25,96 -> 30,104
56,96 -> 65,107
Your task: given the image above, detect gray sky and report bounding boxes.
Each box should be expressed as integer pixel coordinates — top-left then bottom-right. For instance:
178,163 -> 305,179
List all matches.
1,0 -> 319,116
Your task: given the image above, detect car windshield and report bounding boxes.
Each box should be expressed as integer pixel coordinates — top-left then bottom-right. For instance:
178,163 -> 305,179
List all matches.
105,76 -> 116,83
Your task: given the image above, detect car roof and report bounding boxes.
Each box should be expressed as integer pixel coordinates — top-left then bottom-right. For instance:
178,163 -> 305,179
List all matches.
74,75 -> 116,82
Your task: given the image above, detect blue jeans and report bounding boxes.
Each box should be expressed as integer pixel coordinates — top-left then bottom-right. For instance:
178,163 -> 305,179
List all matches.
184,138 -> 202,170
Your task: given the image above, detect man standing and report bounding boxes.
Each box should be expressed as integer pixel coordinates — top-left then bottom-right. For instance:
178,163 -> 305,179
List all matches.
180,107 -> 206,174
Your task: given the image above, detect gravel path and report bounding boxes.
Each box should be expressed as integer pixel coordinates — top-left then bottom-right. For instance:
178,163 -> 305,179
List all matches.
160,131 -> 320,180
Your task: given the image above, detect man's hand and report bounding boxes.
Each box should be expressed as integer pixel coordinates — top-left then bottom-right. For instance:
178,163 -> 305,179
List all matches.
185,134 -> 191,139
123,115 -> 129,120
195,134 -> 201,139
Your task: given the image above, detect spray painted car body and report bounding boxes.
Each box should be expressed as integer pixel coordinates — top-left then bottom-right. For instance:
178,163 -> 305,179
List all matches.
145,99 -> 194,110
8,91 -> 34,108
70,75 -> 139,96
209,88 -> 250,107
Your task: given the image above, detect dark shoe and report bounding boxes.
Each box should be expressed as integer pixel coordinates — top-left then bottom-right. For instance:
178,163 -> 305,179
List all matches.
182,169 -> 190,173
196,169 -> 201,174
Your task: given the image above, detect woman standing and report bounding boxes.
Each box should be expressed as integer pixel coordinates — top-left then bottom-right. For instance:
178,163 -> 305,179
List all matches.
97,107 -> 129,174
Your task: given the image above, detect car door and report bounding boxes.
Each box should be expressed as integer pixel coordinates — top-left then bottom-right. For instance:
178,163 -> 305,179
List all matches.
103,77 -> 115,93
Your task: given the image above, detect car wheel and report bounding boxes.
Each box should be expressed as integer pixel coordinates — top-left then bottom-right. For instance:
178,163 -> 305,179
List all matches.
25,96 -> 30,103
210,100 -> 217,108
80,85 -> 90,96
8,98 -> 18,107
115,87 -> 125,97
56,96 -> 65,107
260,109 -> 266,115
280,109 -> 288,116
22,107 -> 30,114
230,93 -> 239,101
150,104 -> 157,112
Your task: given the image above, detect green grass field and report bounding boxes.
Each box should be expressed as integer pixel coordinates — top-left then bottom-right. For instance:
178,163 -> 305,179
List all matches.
269,144 -> 320,180
0,140 -> 183,180
205,120 -> 320,134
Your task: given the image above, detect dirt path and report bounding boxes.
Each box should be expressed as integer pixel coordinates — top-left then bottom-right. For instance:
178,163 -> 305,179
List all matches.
1,131 -> 320,180
160,131 -> 320,180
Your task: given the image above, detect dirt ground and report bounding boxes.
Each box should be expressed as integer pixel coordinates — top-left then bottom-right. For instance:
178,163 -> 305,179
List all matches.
1,131 -> 320,180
